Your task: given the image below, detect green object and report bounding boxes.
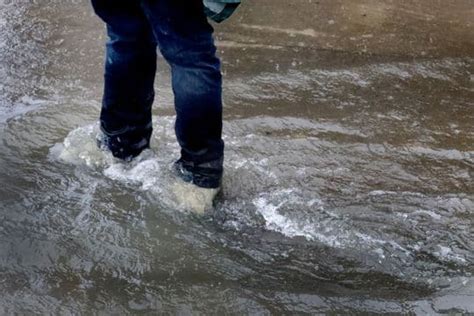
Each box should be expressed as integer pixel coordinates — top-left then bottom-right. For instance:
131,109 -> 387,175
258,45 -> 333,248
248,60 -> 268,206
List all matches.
203,0 -> 241,23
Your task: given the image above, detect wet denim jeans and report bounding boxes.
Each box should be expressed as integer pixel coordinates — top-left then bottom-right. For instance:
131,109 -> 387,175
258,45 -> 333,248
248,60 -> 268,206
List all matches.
91,0 -> 224,167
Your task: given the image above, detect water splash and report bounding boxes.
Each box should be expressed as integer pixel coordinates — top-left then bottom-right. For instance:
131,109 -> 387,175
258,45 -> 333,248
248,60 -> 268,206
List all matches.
50,121 -> 219,214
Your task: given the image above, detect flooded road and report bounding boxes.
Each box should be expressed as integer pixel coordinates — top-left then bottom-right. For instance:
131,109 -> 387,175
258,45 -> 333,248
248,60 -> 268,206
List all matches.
1,0 -> 473,314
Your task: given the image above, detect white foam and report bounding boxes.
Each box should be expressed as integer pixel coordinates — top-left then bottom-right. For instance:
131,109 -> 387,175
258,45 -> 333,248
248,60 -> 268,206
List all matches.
433,245 -> 467,264
104,157 -> 218,214
252,190 -> 348,247
373,248 -> 386,259
253,195 -> 342,247
368,190 -> 426,198
251,189 -> 425,258
104,156 -> 162,190
411,209 -> 442,220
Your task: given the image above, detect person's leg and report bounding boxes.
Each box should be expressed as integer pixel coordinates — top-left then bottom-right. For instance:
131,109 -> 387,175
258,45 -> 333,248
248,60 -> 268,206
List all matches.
141,0 -> 224,188
91,0 -> 157,160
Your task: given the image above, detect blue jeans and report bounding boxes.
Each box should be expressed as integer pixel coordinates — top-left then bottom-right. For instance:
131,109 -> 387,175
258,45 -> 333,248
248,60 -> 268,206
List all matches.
91,0 -> 224,168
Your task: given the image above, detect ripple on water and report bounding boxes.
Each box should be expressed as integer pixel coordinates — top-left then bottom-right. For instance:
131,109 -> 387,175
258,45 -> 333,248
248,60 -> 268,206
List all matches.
0,103 -> 469,313
48,116 -> 473,283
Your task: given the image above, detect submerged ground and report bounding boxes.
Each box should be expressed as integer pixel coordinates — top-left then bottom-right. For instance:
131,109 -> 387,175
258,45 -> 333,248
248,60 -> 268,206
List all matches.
0,0 -> 473,314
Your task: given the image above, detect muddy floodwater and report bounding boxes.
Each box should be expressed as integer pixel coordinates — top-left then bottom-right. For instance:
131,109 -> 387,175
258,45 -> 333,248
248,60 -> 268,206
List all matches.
1,0 -> 473,314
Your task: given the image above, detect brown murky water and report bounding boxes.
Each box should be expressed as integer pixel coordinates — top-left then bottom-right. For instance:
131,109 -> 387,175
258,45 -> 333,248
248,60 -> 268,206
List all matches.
0,0 -> 473,314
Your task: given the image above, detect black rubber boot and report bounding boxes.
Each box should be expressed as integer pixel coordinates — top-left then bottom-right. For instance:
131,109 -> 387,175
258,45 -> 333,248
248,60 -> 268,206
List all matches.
173,157 -> 223,189
96,129 -> 151,161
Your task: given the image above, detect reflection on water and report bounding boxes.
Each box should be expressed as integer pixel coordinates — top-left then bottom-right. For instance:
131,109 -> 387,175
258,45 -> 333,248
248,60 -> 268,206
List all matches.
0,0 -> 473,314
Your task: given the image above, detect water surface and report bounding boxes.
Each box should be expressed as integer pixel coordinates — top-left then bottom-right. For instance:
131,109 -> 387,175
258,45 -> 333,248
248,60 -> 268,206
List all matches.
0,0 -> 473,314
